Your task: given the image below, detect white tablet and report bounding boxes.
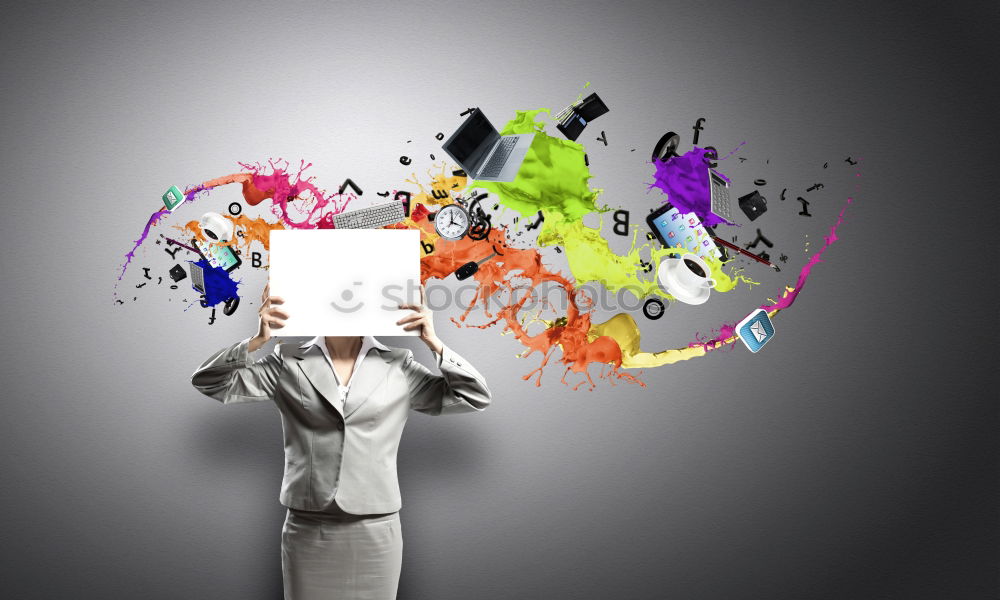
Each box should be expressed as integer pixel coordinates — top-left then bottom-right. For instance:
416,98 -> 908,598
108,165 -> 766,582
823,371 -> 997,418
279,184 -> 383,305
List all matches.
268,229 -> 420,336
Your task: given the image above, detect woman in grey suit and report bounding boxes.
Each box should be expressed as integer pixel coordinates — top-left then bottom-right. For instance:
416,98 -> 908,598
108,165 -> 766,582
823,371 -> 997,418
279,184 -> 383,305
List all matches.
192,284 -> 491,600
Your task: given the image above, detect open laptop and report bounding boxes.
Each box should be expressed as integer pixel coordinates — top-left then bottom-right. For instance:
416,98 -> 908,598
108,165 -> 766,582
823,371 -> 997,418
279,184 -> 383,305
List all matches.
441,109 -> 534,182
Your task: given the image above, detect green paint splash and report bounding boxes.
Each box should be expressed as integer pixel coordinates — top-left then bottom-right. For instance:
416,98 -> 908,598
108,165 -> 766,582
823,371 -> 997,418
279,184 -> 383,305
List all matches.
471,109 -> 751,300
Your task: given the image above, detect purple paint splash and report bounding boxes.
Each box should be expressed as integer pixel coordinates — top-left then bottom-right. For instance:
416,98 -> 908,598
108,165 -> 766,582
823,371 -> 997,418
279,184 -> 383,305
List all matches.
648,147 -> 724,227
115,183 -> 216,288
646,143 -> 746,228
116,207 -> 168,289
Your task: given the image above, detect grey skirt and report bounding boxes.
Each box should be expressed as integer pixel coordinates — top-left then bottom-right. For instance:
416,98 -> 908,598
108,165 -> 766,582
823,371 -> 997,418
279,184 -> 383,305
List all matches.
281,508 -> 403,600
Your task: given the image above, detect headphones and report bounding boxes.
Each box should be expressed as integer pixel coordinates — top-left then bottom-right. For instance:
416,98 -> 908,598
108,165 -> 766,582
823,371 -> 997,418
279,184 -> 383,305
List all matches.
199,212 -> 234,242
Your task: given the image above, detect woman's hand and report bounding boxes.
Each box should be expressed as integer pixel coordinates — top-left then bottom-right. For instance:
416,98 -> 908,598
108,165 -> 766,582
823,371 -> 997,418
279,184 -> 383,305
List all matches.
249,283 -> 289,352
396,284 -> 443,355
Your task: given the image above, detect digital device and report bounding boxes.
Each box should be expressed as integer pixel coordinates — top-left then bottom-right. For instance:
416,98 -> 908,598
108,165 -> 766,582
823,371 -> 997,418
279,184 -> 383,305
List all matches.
268,229 -> 421,336
332,200 -> 406,229
646,202 -> 722,260
736,308 -> 775,353
162,185 -> 185,211
193,237 -> 242,271
434,204 -> 470,240
441,109 -> 535,182
708,171 -> 734,223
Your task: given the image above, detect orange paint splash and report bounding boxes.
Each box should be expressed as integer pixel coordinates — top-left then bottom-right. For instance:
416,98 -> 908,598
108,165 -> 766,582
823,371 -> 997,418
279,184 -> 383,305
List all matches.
415,209 -> 643,390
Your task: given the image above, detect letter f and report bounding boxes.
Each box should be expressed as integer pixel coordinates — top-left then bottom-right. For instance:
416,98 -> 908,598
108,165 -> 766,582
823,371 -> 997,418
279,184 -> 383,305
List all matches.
693,118 -> 706,145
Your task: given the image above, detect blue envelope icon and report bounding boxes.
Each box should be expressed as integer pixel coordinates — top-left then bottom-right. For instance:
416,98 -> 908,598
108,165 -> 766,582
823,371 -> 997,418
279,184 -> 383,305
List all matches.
736,309 -> 775,353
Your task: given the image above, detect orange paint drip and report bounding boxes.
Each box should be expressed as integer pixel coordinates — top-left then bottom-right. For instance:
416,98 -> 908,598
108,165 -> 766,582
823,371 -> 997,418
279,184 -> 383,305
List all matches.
405,163 -> 469,207
228,215 -> 285,251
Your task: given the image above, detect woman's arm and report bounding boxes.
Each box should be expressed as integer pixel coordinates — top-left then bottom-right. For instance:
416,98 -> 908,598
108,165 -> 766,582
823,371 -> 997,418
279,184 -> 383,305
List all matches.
396,285 -> 492,415
190,283 -> 289,404
402,346 -> 492,415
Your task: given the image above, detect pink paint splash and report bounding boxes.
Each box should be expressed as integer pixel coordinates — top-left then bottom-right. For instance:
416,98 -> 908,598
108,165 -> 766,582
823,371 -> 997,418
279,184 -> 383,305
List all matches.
689,195 -> 854,351
235,158 -> 354,228
116,160 -> 357,287
762,198 -> 852,311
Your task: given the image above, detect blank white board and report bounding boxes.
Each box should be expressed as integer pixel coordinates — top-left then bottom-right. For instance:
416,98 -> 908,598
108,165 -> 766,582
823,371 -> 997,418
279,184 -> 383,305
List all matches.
268,229 -> 420,336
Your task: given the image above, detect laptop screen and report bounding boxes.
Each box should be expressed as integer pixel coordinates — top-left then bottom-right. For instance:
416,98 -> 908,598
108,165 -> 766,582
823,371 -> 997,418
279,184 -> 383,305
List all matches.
444,110 -> 500,172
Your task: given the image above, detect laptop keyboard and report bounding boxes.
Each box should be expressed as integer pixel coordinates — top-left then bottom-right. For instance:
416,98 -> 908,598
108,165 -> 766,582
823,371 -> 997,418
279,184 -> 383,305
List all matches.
478,136 -> 518,178
332,201 -> 406,229
711,178 -> 733,222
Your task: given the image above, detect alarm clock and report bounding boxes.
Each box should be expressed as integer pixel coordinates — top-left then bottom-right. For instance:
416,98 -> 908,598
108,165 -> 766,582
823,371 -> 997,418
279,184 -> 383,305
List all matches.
433,204 -> 470,240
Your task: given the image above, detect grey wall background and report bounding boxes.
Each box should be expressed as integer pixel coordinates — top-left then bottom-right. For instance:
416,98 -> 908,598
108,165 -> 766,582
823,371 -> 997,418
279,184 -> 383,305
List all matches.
1,1 -> 997,598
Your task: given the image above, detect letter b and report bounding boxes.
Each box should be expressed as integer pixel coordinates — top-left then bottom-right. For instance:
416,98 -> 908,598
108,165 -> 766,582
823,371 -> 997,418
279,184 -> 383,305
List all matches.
612,209 -> 629,236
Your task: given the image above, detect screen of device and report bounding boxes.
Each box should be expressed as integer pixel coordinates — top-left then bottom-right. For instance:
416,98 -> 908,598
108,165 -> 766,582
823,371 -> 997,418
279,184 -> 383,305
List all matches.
194,238 -> 241,271
444,110 -> 500,170
648,204 -> 722,260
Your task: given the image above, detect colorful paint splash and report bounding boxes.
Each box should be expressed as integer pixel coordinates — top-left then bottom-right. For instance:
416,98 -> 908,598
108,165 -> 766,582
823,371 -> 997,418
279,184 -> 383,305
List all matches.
191,259 -> 241,306
649,147 -> 729,227
118,105 -> 856,388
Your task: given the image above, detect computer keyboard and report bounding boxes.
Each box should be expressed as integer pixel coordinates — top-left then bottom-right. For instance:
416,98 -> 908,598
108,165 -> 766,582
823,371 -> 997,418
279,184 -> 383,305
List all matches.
332,201 -> 406,229
478,136 -> 518,178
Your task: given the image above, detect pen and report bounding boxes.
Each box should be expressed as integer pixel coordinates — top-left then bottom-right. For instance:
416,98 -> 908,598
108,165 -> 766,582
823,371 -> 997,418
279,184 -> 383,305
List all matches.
711,236 -> 781,272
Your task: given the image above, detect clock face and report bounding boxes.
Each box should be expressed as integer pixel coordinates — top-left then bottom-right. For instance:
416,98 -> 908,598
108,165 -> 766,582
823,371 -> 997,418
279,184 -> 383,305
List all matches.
434,204 -> 470,240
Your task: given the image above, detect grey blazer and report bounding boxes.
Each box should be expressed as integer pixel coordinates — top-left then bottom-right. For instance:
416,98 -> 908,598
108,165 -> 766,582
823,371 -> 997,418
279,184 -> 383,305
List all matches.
191,338 -> 491,514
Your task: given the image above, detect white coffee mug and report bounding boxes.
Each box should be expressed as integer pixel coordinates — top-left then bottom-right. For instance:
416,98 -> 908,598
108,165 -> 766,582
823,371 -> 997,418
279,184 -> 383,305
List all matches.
672,253 -> 716,290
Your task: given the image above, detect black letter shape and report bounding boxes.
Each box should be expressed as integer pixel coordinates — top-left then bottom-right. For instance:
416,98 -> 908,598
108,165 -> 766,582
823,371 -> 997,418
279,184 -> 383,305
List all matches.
796,197 -> 812,217
643,298 -> 665,320
338,178 -> 362,196
525,210 -> 544,231
702,146 -> 718,169
692,118 -> 706,145
612,209 -> 629,236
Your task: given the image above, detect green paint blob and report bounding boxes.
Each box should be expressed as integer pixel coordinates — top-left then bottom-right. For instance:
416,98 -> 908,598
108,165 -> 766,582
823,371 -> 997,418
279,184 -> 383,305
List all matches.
473,109 -> 604,223
471,109 -> 752,300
